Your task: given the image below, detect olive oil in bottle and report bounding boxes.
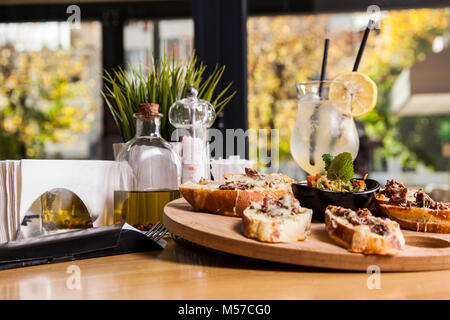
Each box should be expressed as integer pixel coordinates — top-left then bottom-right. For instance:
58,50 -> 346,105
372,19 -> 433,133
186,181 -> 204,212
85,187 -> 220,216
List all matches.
114,190 -> 181,231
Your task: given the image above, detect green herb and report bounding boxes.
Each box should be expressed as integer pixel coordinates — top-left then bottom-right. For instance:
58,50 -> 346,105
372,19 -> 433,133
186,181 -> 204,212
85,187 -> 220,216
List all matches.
325,152 -> 354,185
322,153 -> 335,172
102,52 -> 236,142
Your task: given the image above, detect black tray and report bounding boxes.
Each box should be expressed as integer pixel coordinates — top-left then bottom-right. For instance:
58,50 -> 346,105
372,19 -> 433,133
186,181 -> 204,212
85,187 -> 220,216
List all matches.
0,223 -> 164,270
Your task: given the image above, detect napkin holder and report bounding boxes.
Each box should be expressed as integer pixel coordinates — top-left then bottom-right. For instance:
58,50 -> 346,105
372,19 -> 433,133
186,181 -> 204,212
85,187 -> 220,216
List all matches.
0,223 -> 165,270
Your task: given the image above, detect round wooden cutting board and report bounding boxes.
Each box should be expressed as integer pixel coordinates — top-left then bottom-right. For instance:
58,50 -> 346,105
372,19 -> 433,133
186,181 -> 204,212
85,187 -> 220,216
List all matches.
163,198 -> 450,272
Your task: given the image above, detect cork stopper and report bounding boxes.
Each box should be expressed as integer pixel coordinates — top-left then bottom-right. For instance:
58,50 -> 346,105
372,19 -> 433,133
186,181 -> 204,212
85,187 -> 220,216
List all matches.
137,103 -> 161,119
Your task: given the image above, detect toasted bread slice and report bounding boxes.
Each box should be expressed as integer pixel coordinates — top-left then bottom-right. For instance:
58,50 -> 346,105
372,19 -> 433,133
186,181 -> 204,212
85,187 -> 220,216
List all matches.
179,168 -> 295,217
376,201 -> 450,233
242,194 -> 312,243
325,205 -> 405,255
375,180 -> 450,233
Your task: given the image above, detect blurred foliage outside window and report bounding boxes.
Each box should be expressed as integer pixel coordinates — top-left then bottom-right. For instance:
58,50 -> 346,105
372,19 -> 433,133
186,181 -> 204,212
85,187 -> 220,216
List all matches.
248,8 -> 449,173
0,22 -> 97,159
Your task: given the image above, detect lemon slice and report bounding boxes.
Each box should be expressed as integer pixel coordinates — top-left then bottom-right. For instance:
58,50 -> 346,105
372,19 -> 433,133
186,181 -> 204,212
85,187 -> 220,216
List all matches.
329,72 -> 377,117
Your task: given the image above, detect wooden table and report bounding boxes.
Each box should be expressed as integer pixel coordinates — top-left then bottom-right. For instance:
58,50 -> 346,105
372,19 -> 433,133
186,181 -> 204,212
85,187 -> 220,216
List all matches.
0,238 -> 449,300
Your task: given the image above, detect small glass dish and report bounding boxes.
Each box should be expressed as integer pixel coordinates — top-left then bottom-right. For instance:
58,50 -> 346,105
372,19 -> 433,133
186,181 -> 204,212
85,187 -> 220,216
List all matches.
291,178 -> 380,221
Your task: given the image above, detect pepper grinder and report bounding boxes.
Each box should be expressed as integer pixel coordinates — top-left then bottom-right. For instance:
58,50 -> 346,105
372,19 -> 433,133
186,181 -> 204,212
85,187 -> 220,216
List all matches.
169,87 -> 215,183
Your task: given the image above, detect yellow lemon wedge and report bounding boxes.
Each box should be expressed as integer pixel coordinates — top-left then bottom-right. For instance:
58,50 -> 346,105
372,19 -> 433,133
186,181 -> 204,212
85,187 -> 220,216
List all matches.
329,72 -> 377,117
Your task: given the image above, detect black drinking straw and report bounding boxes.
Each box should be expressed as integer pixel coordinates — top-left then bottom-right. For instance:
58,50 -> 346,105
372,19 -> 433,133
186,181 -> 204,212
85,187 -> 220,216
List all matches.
352,20 -> 374,72
318,38 -> 330,97
309,38 -> 330,167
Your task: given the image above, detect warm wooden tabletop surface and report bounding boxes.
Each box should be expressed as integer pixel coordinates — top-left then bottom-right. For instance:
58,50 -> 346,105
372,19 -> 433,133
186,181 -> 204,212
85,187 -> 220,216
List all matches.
0,238 -> 449,300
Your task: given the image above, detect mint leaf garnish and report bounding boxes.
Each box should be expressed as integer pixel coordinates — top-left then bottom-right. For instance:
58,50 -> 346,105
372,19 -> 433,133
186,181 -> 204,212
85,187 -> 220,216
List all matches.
322,153 -> 335,172
327,152 -> 354,183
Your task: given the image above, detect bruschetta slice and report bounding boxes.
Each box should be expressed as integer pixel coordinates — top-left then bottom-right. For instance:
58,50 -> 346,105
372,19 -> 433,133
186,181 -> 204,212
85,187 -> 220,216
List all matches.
242,194 -> 312,243
325,205 -> 405,255
375,180 -> 450,233
179,168 -> 295,217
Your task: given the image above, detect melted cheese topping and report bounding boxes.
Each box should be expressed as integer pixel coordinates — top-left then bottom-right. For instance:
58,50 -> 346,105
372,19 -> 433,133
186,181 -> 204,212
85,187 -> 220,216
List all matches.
248,194 -> 306,217
180,171 -> 294,192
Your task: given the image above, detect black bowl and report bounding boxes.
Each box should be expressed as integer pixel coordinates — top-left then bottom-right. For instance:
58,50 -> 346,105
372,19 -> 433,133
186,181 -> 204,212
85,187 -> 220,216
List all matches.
291,179 -> 380,222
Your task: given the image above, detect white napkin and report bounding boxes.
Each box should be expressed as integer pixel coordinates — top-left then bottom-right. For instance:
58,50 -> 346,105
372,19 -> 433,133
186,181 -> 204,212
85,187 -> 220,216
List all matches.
6,161 -> 16,240
0,160 -> 21,242
19,160 -> 127,229
13,160 -> 21,238
0,159 -> 130,243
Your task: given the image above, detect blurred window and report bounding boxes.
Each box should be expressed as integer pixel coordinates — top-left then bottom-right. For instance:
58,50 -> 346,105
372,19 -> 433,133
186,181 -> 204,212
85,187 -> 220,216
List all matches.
124,20 -> 154,70
159,19 -> 194,61
124,18 -> 193,68
0,21 -> 102,160
248,8 -> 450,195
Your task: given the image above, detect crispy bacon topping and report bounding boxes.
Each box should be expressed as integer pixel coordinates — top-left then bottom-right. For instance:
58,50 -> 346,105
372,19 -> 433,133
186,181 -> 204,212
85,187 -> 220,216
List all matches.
245,167 -> 264,180
218,182 -> 254,190
415,189 -> 450,210
381,180 -> 450,210
370,223 -> 389,236
261,197 -> 276,213
348,209 -> 371,226
259,195 -> 300,216
333,207 -> 352,217
349,216 -> 364,226
218,183 -> 234,190
327,206 -> 390,235
381,179 -> 408,203
356,208 -> 371,220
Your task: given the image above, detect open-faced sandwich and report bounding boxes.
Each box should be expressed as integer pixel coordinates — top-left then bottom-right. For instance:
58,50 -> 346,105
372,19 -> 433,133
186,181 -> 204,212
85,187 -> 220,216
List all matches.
325,205 -> 405,255
375,179 -> 450,233
242,194 -> 312,243
179,168 -> 295,216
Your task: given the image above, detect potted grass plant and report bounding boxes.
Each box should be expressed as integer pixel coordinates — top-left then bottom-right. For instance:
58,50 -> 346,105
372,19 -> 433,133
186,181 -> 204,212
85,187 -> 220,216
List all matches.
102,53 -> 236,153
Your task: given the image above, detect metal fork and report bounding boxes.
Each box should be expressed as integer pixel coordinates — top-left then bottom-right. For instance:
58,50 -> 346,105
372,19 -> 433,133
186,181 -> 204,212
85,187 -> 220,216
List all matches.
145,222 -> 167,242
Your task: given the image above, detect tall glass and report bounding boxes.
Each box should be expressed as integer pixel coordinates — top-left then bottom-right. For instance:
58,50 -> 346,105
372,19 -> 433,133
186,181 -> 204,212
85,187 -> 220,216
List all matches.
290,81 -> 359,175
